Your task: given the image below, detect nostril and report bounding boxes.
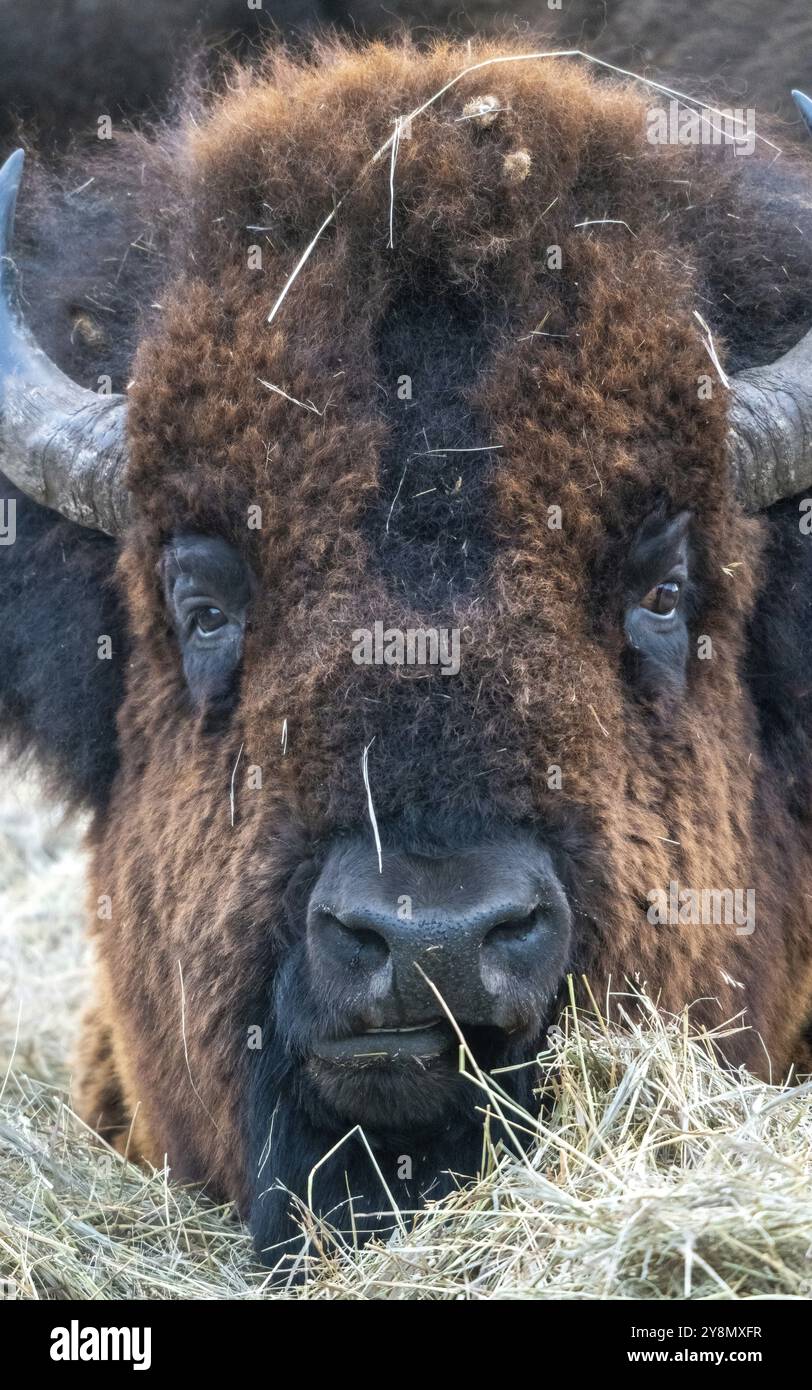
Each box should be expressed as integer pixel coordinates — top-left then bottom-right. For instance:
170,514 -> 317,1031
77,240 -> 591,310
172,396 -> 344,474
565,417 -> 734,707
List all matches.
337,921 -> 390,969
311,908 -> 390,971
482,908 -> 543,953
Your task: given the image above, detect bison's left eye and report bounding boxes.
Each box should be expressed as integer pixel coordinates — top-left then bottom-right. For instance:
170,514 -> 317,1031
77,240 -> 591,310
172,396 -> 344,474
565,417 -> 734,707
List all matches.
640,580 -> 681,619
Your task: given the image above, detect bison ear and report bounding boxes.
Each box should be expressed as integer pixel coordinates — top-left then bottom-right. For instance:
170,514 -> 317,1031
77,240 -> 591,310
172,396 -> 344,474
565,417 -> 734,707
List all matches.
792,90 -> 812,135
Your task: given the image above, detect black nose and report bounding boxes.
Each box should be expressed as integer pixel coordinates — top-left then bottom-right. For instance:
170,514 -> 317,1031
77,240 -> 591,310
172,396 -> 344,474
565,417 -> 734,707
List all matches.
306,832 -> 571,1037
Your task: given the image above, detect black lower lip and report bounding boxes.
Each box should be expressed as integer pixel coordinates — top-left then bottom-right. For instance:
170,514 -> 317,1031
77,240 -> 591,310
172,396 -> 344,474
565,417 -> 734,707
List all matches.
312,1024 -> 453,1064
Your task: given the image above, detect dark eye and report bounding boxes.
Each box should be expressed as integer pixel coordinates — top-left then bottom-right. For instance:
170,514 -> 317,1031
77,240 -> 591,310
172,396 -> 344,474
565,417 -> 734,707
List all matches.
193,605 -> 228,635
640,581 -> 680,618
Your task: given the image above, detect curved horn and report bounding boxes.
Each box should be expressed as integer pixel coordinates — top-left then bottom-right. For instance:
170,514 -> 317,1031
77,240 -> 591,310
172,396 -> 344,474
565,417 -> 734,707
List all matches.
728,326 -> 812,511
0,149 -> 130,534
792,89 -> 812,136
727,91 -> 812,511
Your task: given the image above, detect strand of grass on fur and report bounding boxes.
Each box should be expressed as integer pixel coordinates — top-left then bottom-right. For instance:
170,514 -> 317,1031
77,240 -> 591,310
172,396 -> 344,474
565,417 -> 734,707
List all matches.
266,48 -> 782,330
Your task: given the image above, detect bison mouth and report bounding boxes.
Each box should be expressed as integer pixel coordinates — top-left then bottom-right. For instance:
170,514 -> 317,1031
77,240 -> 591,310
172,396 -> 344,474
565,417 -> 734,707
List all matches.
300,1017 -> 533,1141
258,825 -> 574,1129
310,1018 -> 455,1064
247,1006 -> 545,1264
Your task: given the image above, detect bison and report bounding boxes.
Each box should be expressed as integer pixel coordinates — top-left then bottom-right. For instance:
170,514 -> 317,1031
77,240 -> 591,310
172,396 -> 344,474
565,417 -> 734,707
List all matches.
2,37 -> 812,1263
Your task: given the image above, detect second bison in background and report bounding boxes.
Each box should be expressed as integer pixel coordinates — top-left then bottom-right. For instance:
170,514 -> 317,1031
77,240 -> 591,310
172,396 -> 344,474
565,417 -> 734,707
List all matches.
2,40 -> 812,1262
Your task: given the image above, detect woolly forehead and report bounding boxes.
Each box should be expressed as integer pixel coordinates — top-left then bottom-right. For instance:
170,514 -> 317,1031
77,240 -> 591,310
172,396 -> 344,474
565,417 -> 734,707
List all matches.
126,42 -> 734,573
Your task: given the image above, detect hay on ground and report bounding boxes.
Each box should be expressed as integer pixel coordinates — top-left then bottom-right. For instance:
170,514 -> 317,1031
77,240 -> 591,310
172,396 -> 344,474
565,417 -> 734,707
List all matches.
2,992 -> 812,1300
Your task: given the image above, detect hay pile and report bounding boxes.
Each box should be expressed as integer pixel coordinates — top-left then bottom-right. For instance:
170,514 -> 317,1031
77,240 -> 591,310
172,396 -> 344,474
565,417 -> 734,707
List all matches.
2,773 -> 812,1300
4,1004 -> 812,1300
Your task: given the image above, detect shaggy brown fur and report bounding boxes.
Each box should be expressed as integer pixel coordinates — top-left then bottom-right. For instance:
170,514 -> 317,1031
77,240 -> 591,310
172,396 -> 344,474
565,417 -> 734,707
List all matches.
42,39 -> 812,1225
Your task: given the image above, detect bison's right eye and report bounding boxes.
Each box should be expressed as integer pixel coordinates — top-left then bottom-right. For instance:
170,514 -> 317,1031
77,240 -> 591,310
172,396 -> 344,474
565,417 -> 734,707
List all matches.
162,535 -> 254,709
623,510 -> 692,699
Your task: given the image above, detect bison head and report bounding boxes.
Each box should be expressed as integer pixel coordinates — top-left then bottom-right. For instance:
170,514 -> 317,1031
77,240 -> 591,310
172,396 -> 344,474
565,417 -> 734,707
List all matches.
3,41 -> 812,1262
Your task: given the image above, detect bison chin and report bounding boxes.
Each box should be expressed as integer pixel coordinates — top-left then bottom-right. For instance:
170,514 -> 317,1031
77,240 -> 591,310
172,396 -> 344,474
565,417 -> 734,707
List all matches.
246,1008 -> 546,1267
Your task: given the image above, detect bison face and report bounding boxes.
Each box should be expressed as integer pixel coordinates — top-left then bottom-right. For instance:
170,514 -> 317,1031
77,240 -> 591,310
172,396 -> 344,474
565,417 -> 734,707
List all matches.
100,436 -> 756,1259
5,43 -> 812,1265
90,46 -> 802,1254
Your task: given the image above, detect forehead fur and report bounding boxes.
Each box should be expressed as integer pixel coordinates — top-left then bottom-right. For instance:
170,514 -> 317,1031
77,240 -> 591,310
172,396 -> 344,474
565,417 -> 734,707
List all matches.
123,38 -> 767,830
127,38 -> 739,531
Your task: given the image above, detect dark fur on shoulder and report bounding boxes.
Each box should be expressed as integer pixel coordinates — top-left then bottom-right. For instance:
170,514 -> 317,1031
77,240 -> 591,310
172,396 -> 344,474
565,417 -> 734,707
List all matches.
0,484 -> 125,810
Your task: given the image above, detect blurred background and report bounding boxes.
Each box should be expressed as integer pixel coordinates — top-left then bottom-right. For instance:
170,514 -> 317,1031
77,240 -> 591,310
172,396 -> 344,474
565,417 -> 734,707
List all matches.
0,0 -> 810,156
